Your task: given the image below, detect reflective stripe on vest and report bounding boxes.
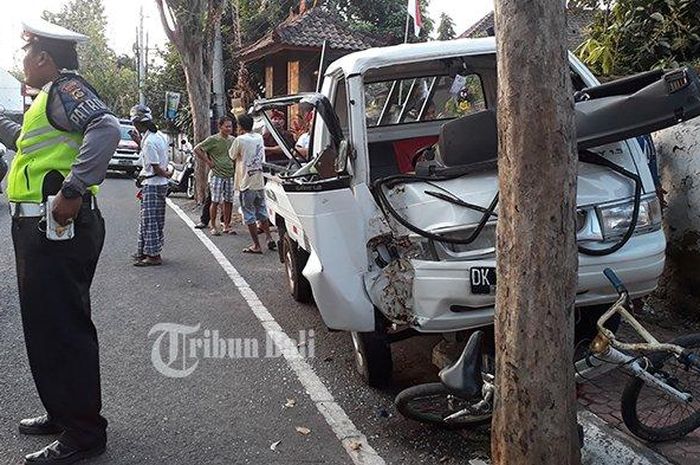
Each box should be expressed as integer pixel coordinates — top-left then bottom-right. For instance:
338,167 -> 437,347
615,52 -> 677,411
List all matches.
6,88 -> 97,203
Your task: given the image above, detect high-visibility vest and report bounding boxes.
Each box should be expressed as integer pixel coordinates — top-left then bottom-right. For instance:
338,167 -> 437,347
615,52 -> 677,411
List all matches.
6,87 -> 97,203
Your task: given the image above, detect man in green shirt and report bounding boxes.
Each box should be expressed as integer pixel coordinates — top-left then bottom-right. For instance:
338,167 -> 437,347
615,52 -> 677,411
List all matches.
194,116 -> 236,235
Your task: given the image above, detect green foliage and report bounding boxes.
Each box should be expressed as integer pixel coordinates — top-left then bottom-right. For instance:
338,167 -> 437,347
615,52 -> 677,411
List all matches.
237,0 -> 434,45
326,0 -> 433,43
436,12 -> 456,41
574,0 -> 700,77
238,0 -> 298,43
42,0 -> 138,116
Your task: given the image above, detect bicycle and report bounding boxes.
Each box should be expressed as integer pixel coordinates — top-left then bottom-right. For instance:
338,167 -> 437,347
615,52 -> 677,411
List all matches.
395,268 -> 700,442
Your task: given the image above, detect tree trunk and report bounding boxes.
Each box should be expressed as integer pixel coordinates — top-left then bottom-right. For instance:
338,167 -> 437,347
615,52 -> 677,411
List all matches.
491,1 -> 580,465
181,48 -> 212,204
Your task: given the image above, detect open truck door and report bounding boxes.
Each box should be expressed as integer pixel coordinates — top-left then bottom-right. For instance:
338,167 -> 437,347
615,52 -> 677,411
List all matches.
255,93 -> 376,331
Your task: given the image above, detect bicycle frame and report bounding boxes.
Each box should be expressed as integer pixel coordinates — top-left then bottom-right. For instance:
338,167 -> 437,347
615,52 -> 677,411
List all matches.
573,292 -> 693,404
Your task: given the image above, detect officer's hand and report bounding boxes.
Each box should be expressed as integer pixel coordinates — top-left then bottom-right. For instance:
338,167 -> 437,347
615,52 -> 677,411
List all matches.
52,192 -> 82,227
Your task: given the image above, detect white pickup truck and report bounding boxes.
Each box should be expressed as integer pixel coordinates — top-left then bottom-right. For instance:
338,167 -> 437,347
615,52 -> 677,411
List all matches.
257,38 -> 700,386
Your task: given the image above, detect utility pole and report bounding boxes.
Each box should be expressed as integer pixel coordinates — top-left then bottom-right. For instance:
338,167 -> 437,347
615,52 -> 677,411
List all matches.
491,0 -> 580,465
137,6 -> 147,105
212,17 -> 226,119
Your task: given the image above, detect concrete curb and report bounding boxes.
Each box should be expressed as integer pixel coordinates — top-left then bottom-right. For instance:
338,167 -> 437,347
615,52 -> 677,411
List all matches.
579,410 -> 672,465
466,411 -> 672,465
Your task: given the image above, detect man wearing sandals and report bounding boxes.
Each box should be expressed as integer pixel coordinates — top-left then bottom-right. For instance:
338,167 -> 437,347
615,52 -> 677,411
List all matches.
194,116 -> 236,236
131,104 -> 171,266
230,114 -> 276,254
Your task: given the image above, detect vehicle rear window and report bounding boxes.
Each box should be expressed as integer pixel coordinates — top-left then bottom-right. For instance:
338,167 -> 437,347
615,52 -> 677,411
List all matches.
365,74 -> 486,127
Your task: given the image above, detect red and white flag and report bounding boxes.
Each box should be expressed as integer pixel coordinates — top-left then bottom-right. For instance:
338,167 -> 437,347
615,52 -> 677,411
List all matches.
407,0 -> 423,37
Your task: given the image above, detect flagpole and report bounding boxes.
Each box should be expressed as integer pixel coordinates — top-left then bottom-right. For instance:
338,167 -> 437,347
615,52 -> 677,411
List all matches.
404,11 -> 410,44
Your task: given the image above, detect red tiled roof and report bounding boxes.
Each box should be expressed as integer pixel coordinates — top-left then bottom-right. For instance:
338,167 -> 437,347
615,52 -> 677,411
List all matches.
238,8 -> 385,63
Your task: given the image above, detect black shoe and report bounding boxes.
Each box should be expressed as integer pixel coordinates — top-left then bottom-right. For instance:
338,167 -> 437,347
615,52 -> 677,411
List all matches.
24,440 -> 105,464
194,222 -> 207,229
19,415 -> 63,436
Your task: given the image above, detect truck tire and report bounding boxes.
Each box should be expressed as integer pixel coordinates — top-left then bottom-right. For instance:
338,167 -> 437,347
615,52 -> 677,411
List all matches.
282,233 -> 313,303
351,326 -> 393,388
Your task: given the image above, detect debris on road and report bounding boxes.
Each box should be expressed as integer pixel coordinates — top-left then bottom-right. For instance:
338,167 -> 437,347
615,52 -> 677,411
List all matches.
295,426 -> 311,435
348,440 -> 362,451
270,440 -> 281,452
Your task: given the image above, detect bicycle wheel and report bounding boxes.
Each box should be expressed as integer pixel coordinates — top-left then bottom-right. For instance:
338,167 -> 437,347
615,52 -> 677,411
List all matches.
621,333 -> 700,442
395,383 -> 492,429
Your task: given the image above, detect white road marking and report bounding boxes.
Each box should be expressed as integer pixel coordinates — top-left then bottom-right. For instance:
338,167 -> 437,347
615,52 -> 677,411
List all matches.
167,199 -> 386,465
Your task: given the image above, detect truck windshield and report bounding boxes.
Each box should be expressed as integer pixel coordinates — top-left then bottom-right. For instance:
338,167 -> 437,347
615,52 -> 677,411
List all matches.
365,74 -> 486,127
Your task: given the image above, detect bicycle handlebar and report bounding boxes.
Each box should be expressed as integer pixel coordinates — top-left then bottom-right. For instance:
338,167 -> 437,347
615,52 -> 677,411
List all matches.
603,268 -> 628,295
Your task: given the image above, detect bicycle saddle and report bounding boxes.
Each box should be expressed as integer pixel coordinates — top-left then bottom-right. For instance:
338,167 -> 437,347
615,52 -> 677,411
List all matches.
439,330 -> 484,398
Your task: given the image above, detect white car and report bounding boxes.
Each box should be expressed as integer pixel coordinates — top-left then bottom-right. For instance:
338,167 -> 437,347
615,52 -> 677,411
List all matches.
259,37 -> 700,386
108,120 -> 140,177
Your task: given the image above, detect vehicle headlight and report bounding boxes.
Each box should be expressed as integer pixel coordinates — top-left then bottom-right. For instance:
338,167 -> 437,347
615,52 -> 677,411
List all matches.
597,196 -> 662,241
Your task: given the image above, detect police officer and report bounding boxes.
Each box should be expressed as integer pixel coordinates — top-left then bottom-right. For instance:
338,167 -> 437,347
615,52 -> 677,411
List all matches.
0,18 -> 120,464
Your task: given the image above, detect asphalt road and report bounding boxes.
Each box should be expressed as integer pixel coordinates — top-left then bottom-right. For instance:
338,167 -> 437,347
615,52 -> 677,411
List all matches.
0,175 -> 488,464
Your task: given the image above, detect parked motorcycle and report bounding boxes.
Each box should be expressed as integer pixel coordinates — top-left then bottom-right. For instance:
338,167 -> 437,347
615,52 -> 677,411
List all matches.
0,144 -> 8,194
166,152 -> 195,199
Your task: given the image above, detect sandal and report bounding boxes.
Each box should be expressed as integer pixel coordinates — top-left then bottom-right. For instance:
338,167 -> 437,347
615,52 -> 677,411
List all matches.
134,256 -> 162,267
242,246 -> 263,255
267,240 -> 277,251
223,228 -> 237,235
210,228 -> 221,236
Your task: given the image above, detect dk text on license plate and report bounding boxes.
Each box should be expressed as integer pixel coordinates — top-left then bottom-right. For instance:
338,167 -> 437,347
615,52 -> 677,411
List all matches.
470,267 -> 497,295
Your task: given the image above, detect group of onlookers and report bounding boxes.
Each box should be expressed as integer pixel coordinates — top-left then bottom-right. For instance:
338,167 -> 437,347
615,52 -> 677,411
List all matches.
131,106 -> 313,264
191,114 -> 277,254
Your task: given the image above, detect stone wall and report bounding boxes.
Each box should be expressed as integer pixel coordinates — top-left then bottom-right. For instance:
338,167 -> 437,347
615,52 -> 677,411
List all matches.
653,118 -> 700,318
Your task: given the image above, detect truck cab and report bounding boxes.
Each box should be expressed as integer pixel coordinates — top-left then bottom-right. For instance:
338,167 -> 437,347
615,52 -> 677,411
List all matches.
259,37 -> 700,386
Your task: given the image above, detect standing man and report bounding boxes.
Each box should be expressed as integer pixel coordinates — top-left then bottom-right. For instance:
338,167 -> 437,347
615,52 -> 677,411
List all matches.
194,116 -> 236,235
130,104 -> 171,266
0,19 -> 120,464
230,114 -> 276,254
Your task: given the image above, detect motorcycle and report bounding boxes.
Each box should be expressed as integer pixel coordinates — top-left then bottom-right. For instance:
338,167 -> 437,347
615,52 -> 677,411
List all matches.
166,151 -> 195,199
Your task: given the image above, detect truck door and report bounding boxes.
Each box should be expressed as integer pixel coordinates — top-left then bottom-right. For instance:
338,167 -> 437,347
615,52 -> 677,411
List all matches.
255,93 -> 376,331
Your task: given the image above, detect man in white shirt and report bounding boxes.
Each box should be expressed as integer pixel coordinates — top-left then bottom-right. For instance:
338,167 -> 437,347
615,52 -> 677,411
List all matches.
130,104 -> 171,266
230,114 -> 276,254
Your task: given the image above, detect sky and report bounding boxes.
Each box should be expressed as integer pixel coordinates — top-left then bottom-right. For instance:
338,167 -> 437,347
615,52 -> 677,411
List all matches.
0,0 -> 494,73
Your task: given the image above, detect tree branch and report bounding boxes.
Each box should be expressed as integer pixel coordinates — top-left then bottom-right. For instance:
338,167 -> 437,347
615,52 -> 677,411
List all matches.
155,0 -> 178,46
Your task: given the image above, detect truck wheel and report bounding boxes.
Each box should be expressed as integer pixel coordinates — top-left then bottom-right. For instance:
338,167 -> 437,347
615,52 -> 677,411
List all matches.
282,233 -> 313,303
351,327 -> 393,388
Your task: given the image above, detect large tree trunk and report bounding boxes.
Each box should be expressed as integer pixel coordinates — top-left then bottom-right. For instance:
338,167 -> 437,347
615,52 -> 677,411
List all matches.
491,1 -> 580,465
181,48 -> 212,204
155,0 -> 223,205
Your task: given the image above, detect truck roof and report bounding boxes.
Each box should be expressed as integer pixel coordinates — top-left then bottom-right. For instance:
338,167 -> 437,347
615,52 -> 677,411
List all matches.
325,37 -> 498,78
